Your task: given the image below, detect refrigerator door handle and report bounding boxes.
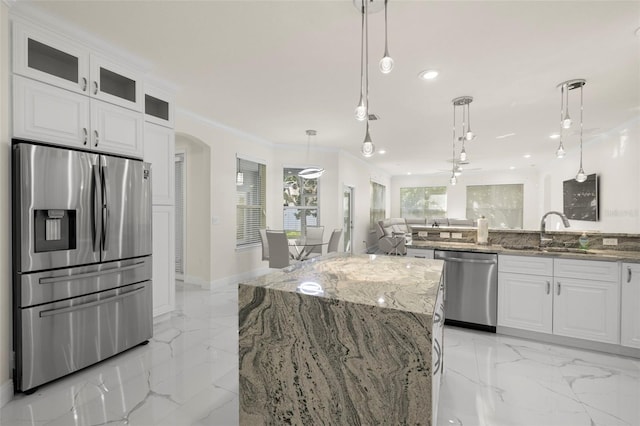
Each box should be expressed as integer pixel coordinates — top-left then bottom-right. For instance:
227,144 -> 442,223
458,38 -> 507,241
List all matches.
39,286 -> 145,317
101,165 -> 110,252
39,262 -> 146,284
92,165 -> 101,252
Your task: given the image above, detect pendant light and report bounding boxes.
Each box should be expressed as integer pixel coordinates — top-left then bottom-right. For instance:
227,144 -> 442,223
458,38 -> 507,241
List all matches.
379,0 -> 394,74
355,0 -> 370,121
361,120 -> 375,157
298,130 -> 325,179
555,84 -> 566,158
449,101 -> 457,185
450,96 -> 475,181
236,157 -> 244,186
555,79 -> 587,180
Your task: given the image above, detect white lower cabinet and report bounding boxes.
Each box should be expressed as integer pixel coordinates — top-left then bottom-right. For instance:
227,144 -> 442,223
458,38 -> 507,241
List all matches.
499,272 -> 552,333
152,205 -> 175,317
406,248 -> 434,259
621,263 -> 640,348
553,277 -> 619,344
498,255 -> 621,345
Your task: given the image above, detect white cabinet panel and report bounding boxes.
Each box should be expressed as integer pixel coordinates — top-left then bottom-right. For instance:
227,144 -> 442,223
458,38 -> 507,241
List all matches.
621,263 -> 640,349
13,75 -> 90,148
499,254 -> 553,276
554,258 -> 619,282
152,205 -> 175,317
145,85 -> 174,127
498,272 -> 552,333
144,123 -> 175,205
91,99 -> 144,159
553,278 -> 620,344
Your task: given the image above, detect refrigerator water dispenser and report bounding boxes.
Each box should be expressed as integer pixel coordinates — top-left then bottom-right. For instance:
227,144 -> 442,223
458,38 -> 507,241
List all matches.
34,209 -> 76,252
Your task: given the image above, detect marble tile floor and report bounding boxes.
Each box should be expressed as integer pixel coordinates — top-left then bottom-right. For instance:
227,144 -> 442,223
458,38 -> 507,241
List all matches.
1,281 -> 638,426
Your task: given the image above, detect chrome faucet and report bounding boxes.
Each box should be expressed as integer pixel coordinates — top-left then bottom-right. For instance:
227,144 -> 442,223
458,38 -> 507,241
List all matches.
540,211 -> 570,245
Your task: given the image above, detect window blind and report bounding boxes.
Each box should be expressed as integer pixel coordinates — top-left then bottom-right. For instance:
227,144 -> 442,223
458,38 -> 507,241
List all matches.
236,157 -> 266,247
400,186 -> 448,220
175,153 -> 185,275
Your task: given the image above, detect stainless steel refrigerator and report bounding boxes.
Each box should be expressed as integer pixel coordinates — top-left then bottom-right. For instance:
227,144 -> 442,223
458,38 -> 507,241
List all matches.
12,141 -> 153,393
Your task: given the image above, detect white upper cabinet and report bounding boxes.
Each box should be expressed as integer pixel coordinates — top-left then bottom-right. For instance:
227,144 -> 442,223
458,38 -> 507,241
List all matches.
13,20 -> 143,112
13,21 -> 90,95
13,75 -> 91,149
91,99 -> 144,158
144,84 -> 174,127
621,263 -> 640,349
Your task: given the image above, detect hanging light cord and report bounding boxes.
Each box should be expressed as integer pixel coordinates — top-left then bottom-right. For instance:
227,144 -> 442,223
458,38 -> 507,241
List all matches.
579,84 -> 584,169
384,0 -> 389,54
359,3 -> 365,109
364,0 -> 369,114
452,104 -> 456,175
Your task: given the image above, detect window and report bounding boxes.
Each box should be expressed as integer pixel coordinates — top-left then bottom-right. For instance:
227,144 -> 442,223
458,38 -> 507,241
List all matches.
370,181 -> 386,229
400,186 -> 447,220
236,157 -> 266,247
466,184 -> 523,229
283,168 -> 319,238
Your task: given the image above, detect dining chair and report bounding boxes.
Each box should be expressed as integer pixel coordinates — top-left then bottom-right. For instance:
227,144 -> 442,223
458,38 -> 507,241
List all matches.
259,228 -> 269,261
266,230 -> 293,268
305,226 -> 325,256
327,229 -> 343,253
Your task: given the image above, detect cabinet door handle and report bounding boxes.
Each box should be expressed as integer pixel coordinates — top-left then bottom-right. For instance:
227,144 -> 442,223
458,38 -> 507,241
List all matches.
93,81 -> 99,95
546,280 -> 551,295
628,267 -> 633,283
557,281 -> 561,295
94,130 -> 99,147
81,77 -> 87,92
83,128 -> 88,145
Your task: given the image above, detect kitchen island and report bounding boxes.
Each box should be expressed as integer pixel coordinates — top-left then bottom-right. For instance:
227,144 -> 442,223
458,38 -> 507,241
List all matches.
238,253 -> 445,425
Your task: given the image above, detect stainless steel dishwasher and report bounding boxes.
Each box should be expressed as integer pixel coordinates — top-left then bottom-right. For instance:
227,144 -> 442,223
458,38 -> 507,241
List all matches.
434,250 -> 498,332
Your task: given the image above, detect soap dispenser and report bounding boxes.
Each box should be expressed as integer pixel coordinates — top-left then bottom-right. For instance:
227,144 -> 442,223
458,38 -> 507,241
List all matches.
578,232 -> 589,250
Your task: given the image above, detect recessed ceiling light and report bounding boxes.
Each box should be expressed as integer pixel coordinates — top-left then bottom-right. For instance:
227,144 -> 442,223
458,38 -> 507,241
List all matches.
509,166 -> 516,170
550,133 -> 560,139
523,154 -> 531,158
496,133 -> 516,139
418,70 -> 439,80
378,149 -> 387,154
407,172 -> 412,175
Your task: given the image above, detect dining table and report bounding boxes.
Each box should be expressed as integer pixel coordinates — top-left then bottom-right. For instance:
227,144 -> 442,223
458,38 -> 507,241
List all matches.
288,239 -> 329,261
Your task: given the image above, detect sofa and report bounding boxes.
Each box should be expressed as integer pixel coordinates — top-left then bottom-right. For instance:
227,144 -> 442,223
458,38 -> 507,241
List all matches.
376,218 -> 426,255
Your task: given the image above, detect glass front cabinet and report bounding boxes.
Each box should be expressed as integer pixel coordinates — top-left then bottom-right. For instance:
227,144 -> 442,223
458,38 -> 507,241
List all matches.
13,20 -> 143,112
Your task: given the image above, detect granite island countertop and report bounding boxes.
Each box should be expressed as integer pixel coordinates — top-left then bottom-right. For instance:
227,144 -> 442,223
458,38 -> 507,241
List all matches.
238,253 -> 446,425
240,252 -> 444,315
407,240 -> 640,263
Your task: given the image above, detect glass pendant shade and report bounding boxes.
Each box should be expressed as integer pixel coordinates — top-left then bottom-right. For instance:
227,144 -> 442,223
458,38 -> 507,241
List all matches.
450,174 -> 457,185
556,142 -> 566,159
575,168 -> 587,183
361,122 -> 375,157
459,147 -> 467,162
454,164 -> 462,176
562,115 -> 572,129
379,54 -> 394,74
465,131 -> 475,141
355,98 -> 367,121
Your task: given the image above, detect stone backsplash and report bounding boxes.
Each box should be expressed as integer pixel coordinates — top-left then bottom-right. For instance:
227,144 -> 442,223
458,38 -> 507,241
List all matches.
409,226 -> 640,252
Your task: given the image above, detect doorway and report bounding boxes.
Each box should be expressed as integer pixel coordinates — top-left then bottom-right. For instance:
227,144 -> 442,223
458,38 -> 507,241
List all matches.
175,152 -> 185,278
343,185 -> 354,253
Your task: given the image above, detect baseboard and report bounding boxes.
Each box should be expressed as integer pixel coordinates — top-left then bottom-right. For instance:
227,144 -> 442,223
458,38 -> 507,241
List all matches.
498,326 -> 640,359
1,379 -> 13,408
182,274 -> 212,289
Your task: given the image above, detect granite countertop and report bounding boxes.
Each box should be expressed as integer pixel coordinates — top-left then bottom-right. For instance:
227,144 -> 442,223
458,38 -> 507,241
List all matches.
407,240 -> 640,263
239,253 -> 444,316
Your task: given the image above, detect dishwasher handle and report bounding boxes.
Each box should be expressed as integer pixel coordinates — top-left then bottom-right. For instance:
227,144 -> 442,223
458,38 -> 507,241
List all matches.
439,257 -> 497,265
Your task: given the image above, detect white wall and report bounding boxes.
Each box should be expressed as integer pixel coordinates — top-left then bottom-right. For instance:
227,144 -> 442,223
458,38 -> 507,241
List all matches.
390,168 -> 541,229
1,1 -> 12,399
539,117 -> 640,233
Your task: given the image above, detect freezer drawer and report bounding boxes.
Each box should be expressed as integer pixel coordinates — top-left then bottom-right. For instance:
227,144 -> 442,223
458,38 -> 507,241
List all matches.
15,281 -> 152,392
18,256 -> 152,308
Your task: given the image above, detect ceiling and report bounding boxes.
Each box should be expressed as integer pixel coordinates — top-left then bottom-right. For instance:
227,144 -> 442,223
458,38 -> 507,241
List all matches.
22,0 -> 640,177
